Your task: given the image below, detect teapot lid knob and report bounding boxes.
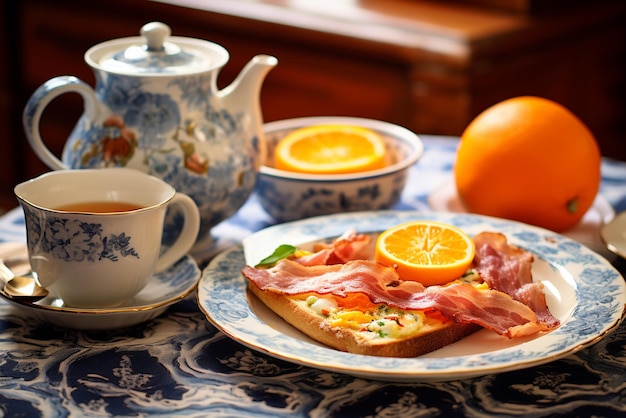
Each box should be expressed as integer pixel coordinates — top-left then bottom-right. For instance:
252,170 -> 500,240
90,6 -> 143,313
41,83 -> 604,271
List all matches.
141,22 -> 171,52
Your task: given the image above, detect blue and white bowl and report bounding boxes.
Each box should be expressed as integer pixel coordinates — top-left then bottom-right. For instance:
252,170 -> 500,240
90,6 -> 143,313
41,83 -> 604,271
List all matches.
257,117 -> 424,222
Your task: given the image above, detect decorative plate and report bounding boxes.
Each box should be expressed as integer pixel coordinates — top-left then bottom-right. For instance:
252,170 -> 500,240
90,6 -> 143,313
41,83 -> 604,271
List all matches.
198,211 -> 626,382
1,254 -> 200,330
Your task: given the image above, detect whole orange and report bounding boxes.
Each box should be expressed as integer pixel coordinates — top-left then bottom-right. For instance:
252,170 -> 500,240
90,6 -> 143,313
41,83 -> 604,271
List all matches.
454,96 -> 601,232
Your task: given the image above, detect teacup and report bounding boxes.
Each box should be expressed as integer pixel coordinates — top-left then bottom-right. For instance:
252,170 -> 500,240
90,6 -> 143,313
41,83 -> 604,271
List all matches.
14,168 -> 200,308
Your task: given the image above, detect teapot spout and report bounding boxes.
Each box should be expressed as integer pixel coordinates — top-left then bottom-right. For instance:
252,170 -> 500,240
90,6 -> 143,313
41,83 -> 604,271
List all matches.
219,54 -> 277,110
219,54 -> 277,167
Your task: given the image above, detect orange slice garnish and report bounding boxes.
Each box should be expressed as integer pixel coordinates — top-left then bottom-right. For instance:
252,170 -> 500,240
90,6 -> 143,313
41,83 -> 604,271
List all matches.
374,221 -> 475,286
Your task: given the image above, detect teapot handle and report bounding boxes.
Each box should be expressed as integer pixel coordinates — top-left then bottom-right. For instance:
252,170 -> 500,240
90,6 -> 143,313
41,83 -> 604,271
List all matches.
22,76 -> 99,170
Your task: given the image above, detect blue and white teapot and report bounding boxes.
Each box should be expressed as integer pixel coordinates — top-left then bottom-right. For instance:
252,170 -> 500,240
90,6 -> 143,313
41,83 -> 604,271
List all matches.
23,22 -> 277,243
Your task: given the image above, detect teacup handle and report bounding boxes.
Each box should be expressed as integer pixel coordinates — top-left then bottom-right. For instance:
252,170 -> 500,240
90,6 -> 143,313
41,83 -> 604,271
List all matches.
22,76 -> 99,170
155,193 -> 200,272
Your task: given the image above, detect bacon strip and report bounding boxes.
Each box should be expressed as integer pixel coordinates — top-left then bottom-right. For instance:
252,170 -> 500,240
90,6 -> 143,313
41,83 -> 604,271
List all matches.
293,230 -> 370,266
242,259 -> 548,338
424,282 -> 548,338
243,259 -> 425,299
473,232 -> 560,328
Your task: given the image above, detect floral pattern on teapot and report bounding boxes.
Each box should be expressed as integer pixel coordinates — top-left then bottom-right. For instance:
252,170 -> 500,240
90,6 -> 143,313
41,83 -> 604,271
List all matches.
65,73 -> 252,178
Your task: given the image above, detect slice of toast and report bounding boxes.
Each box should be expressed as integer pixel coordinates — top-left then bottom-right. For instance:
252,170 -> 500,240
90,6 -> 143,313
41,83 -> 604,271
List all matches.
249,284 -> 480,358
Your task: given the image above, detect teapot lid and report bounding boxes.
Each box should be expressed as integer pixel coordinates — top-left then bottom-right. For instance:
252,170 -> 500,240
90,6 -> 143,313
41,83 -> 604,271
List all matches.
85,22 -> 229,75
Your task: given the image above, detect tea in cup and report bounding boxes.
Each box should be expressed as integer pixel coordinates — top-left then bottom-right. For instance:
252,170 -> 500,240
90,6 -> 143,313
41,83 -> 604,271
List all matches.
14,168 -> 200,308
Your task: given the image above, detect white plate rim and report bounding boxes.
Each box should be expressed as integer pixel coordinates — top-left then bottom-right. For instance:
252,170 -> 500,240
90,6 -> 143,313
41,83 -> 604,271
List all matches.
198,211 -> 626,382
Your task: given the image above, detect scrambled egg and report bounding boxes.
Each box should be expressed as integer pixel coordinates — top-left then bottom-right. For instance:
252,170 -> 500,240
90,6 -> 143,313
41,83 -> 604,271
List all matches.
304,270 -> 482,340
306,295 -> 426,340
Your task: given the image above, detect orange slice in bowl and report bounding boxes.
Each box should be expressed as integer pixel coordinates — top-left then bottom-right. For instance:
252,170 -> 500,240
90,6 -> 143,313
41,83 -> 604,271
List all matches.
375,221 -> 475,286
274,125 -> 387,174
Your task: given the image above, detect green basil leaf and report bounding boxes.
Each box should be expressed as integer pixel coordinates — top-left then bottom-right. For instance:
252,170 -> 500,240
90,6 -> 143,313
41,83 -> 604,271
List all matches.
255,244 -> 297,268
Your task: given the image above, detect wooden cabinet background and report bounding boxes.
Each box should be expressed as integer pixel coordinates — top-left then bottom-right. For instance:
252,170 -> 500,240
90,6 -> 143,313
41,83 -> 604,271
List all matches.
1,0 -> 625,212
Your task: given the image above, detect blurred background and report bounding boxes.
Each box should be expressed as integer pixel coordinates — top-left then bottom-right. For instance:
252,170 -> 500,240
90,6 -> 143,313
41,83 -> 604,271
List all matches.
1,0 -> 625,213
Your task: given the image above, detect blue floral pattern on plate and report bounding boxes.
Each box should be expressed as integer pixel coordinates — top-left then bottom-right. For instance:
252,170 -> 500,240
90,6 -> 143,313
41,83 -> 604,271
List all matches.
199,211 -> 626,382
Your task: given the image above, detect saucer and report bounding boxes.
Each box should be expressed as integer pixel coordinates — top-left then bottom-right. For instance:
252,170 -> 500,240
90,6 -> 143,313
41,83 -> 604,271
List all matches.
0,253 -> 200,330
601,210 -> 626,259
428,177 -> 615,254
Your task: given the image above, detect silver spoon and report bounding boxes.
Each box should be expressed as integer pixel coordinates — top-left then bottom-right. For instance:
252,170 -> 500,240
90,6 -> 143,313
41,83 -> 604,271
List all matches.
0,258 -> 49,302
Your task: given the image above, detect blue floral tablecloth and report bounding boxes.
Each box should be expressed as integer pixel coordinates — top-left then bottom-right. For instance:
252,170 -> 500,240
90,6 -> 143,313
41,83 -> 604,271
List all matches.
1,136 -> 625,417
